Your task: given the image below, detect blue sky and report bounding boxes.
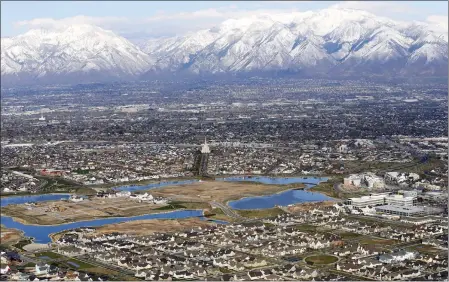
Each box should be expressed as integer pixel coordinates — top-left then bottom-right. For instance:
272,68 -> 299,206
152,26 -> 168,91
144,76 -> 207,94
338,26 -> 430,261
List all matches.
2,1 -> 448,38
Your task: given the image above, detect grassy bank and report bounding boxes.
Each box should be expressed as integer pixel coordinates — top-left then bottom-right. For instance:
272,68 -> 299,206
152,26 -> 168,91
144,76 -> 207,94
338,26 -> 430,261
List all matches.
235,207 -> 285,219
204,207 -> 235,222
309,177 -> 343,198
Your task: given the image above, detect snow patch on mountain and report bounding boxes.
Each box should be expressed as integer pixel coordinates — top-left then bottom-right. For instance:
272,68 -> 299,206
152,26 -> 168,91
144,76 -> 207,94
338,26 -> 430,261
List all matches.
1,8 -> 448,85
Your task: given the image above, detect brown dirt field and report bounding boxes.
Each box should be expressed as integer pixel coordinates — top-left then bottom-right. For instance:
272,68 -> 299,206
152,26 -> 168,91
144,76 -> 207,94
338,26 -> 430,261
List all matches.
1,197 -> 169,225
287,201 -> 335,213
0,226 -> 23,245
85,218 -> 213,237
359,237 -> 398,246
151,180 -> 305,203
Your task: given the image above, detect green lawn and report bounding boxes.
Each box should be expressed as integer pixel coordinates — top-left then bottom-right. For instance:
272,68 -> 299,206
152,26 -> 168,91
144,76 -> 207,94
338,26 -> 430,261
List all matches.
359,238 -> 397,246
219,267 -> 232,273
236,207 -> 285,219
204,207 -> 235,222
309,177 -> 343,198
66,258 -> 96,269
34,251 -> 64,259
153,204 -> 187,210
305,255 -> 338,265
12,238 -> 33,250
338,232 -> 363,240
407,244 -> 444,254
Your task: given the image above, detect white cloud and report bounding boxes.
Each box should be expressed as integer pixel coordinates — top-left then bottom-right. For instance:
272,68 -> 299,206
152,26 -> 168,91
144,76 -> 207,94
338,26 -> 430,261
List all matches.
426,15 -> 448,32
14,15 -> 128,30
13,6 -> 304,38
329,1 -> 418,15
10,3 -> 449,40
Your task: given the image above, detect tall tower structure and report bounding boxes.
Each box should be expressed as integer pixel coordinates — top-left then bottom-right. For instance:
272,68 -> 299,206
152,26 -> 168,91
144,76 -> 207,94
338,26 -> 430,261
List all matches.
193,138 -> 210,177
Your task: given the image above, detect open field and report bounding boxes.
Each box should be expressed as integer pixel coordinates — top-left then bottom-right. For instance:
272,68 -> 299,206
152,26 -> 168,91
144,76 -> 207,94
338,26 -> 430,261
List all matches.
305,254 -> 338,265
287,201 -> 336,213
308,178 -> 342,198
359,237 -> 398,246
204,207 -> 236,222
1,197 -> 194,225
0,225 -> 23,245
12,238 -> 33,250
34,251 -> 65,259
150,180 -> 305,203
295,224 -> 318,232
235,207 -> 285,219
83,218 -> 214,237
407,244 -> 447,255
337,232 -> 364,240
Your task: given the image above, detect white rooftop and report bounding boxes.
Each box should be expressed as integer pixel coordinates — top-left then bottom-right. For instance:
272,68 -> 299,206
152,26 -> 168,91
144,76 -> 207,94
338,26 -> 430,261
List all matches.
201,138 -> 210,154
375,205 -> 425,213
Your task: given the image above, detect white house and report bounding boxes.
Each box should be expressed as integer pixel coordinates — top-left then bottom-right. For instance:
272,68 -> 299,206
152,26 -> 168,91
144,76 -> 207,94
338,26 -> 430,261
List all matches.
0,265 -> 10,275
35,263 -> 50,275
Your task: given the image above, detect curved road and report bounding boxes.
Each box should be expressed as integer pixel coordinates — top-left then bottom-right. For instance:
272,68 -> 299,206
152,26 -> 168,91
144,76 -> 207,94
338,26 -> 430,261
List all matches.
210,201 -> 244,220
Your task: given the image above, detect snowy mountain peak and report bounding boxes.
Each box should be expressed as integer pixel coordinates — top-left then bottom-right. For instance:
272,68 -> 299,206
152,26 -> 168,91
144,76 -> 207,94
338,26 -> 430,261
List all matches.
2,24 -> 153,82
2,8 -> 448,86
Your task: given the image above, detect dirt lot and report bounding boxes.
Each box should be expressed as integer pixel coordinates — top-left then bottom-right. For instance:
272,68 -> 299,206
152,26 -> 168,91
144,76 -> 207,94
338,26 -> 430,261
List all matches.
287,201 -> 335,213
2,197 -> 171,225
0,225 -> 23,245
84,218 -> 213,237
151,180 -> 305,203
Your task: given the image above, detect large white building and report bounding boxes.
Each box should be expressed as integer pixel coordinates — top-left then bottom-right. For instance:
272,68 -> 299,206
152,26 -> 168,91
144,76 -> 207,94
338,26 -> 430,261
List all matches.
343,173 -> 385,189
375,205 -> 425,217
385,194 -> 416,206
385,172 -> 420,185
347,192 -> 417,208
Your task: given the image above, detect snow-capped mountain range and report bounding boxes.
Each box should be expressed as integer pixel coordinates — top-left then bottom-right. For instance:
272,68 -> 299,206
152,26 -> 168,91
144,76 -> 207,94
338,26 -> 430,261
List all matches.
2,8 -> 448,85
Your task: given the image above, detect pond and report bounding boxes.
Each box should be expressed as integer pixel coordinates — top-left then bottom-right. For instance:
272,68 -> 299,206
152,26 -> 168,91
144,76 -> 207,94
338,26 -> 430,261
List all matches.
1,206 -> 204,244
220,176 -> 332,210
217,176 -> 326,185
0,193 -> 206,244
1,176 -> 330,243
113,179 -> 199,192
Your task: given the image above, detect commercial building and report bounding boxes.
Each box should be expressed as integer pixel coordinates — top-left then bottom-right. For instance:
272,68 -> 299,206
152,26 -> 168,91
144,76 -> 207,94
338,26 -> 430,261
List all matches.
343,175 -> 362,187
343,173 -> 385,189
375,205 -> 425,216
346,193 -> 417,208
346,193 -> 389,207
385,194 -> 417,206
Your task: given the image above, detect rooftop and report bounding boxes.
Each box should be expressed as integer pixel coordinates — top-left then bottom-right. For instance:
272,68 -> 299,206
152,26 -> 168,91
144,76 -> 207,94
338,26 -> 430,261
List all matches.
375,205 -> 425,213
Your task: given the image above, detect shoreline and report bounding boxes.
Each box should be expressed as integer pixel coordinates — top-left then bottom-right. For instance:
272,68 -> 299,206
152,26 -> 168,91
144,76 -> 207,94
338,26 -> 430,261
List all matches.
94,174 -> 332,191
1,174 -> 332,199
224,181 -> 331,210
49,209 -> 207,243
0,192 -> 74,199
2,177 -> 335,225
0,208 -> 205,227
49,213 -> 214,243
0,224 -> 27,245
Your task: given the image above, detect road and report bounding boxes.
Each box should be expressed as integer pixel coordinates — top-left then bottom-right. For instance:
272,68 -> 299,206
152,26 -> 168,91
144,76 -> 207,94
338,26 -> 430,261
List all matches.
210,201 -> 244,220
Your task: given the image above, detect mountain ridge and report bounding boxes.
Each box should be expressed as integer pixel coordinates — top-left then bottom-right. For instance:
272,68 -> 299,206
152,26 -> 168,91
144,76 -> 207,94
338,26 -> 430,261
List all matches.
1,8 -> 448,86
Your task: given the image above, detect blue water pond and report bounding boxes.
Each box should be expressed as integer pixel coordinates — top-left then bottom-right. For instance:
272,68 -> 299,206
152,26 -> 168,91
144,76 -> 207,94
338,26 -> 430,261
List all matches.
1,176 -> 330,243
219,176 -> 331,210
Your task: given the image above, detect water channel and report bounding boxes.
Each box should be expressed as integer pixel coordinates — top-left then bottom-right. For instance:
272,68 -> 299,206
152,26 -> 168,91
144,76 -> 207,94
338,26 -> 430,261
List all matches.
221,176 -> 331,209
1,176 -> 331,243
